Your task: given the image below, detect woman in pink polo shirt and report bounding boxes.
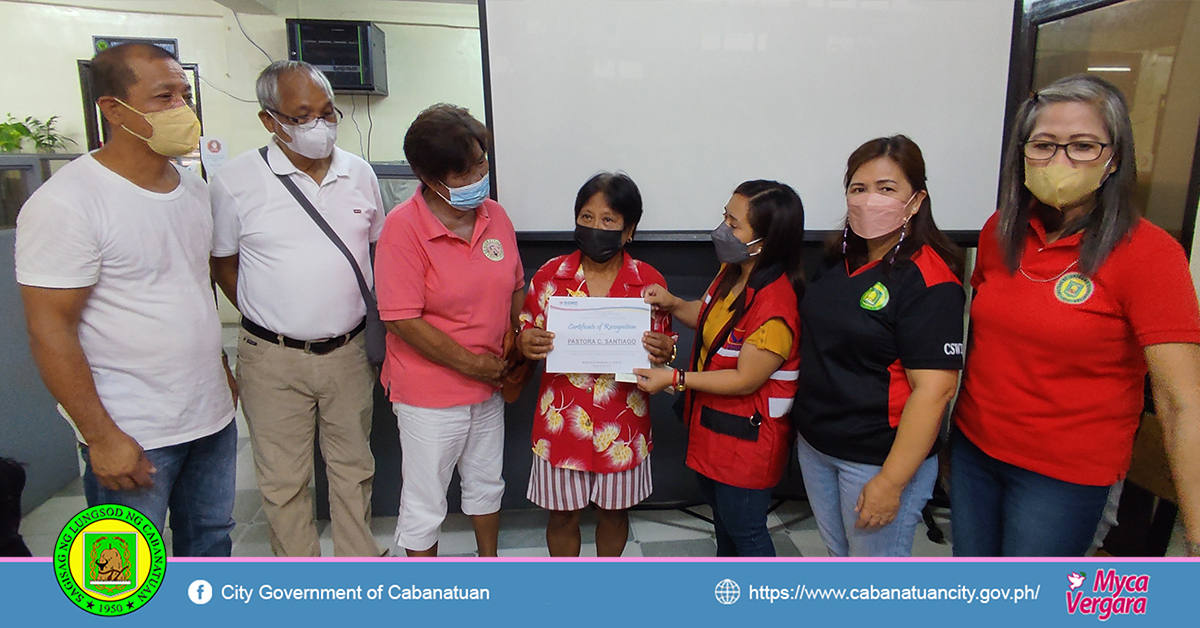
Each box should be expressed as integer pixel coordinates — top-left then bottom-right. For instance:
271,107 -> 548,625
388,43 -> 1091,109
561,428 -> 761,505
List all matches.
374,104 -> 525,557
952,74 -> 1200,557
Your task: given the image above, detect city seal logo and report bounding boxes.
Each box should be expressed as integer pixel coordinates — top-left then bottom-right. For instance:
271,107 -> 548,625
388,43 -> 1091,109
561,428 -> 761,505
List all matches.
481,238 -> 505,261
860,282 -> 890,311
54,505 -> 166,616
1055,272 -> 1094,305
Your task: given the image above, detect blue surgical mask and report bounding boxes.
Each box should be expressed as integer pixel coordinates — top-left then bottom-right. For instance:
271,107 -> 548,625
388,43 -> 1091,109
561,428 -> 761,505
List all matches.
436,173 -> 490,211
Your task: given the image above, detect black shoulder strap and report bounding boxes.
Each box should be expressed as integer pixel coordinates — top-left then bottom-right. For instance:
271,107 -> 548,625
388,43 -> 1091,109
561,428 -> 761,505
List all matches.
259,147 -> 376,309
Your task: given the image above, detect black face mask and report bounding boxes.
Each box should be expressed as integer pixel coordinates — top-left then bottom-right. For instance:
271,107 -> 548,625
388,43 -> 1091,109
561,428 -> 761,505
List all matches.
574,223 -> 625,263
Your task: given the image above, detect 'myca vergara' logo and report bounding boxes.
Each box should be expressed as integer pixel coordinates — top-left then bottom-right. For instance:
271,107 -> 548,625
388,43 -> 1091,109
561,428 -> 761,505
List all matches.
1065,569 -> 1148,621
54,505 -> 166,616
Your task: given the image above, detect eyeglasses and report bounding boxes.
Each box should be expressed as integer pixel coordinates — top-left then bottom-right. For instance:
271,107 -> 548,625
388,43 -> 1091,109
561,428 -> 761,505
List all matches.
268,107 -> 343,130
1022,140 -> 1109,162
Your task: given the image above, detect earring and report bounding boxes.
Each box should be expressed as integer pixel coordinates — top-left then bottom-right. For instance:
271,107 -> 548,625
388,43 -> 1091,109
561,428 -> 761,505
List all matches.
841,225 -> 849,255
889,222 -> 908,265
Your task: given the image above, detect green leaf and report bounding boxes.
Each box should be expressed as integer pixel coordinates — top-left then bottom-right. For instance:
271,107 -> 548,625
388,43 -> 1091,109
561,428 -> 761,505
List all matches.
1,113 -> 74,152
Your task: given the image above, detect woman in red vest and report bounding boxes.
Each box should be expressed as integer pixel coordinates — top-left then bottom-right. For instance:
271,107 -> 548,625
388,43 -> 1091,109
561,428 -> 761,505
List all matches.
635,180 -> 805,557
953,74 -> 1200,556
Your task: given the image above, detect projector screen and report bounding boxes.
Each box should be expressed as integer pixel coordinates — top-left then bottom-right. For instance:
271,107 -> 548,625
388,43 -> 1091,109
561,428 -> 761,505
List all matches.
481,0 -> 1014,234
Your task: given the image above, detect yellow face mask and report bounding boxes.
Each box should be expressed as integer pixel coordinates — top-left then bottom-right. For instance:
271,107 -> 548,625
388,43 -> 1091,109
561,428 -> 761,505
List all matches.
1024,159 -> 1112,209
115,99 -> 201,157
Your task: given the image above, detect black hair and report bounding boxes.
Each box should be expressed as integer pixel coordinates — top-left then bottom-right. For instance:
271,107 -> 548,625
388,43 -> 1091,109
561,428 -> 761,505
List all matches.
90,42 -> 176,101
573,172 -> 644,232
715,180 -> 807,324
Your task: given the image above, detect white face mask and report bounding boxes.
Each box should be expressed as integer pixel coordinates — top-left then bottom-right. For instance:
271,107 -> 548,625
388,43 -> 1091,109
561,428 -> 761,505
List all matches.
269,113 -> 337,159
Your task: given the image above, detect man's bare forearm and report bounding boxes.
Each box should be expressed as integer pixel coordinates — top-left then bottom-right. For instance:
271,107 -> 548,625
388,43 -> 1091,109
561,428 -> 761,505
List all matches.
21,285 -> 121,444
210,254 -> 240,307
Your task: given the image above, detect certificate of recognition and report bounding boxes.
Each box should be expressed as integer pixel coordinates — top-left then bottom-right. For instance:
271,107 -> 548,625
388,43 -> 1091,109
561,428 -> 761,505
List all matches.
545,296 -> 651,375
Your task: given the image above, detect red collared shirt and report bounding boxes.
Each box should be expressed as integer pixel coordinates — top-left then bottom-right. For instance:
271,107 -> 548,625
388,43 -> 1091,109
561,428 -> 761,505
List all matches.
519,251 -> 672,473
375,187 -> 524,408
954,212 -> 1200,486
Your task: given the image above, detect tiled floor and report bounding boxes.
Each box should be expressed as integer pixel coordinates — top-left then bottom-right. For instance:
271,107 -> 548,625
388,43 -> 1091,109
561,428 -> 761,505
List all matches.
16,408 -> 957,559
18,473 -> 958,559
17,325 -> 1184,559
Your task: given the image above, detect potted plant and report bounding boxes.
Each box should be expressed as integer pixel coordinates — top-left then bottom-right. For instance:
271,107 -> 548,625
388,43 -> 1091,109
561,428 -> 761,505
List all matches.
0,115 -> 77,153
0,117 -> 28,153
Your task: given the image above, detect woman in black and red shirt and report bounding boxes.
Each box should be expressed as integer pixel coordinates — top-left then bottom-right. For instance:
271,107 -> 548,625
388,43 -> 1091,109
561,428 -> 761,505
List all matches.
794,136 -> 964,557
953,74 -> 1200,557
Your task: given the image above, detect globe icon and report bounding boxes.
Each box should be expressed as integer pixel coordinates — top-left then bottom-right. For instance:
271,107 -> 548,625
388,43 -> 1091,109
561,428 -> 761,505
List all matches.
714,579 -> 740,605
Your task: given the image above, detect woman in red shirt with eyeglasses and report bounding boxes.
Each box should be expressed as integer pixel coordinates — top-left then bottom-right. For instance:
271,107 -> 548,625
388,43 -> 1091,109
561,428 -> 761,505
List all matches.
952,74 -> 1200,557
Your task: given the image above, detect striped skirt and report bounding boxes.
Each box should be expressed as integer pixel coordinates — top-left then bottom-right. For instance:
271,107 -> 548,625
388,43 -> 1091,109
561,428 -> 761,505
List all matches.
526,455 -> 653,511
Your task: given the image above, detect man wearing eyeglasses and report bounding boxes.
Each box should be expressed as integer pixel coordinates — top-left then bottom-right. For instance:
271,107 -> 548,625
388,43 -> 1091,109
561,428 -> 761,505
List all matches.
209,60 -> 383,557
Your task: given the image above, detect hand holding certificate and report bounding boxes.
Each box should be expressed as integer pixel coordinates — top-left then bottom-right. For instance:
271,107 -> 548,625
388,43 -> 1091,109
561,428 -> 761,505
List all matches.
545,296 -> 651,375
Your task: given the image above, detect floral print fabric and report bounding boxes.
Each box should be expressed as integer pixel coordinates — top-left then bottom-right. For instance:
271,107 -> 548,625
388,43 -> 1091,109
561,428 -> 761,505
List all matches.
519,251 -> 672,473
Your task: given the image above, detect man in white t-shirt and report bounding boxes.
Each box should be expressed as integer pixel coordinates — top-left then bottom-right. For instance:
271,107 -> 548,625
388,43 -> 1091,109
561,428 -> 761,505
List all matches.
210,61 -> 383,557
15,43 -> 237,556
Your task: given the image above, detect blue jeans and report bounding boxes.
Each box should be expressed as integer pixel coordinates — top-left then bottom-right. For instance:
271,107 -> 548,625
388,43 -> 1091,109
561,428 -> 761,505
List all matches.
81,420 -> 237,557
949,431 -> 1111,557
795,433 -> 937,557
695,473 -> 775,557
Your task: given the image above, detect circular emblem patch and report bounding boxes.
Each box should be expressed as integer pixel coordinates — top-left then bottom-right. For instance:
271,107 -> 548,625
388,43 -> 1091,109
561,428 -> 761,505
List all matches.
860,282 -> 890,311
481,238 -> 504,261
54,505 -> 166,616
1054,272 -> 1094,305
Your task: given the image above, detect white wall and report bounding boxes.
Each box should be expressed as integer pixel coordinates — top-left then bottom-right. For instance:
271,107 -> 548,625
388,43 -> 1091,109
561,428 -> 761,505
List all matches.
0,0 -> 484,321
230,0 -> 486,162
0,0 -> 485,163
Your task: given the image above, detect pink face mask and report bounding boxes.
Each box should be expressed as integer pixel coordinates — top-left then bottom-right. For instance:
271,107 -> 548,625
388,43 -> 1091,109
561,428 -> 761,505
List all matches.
846,192 -> 916,239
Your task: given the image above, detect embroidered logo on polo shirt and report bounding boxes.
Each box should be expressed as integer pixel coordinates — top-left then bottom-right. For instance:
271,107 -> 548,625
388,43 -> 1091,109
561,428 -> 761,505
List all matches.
1055,272 -> 1094,305
481,238 -> 504,261
860,282 -> 890,311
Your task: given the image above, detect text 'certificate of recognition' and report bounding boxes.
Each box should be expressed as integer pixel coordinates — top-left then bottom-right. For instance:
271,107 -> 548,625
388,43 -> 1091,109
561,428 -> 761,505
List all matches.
545,297 -> 651,375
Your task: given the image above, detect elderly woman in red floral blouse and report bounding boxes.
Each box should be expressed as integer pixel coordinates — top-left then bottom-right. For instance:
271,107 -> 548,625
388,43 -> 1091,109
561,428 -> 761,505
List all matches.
516,172 -> 675,557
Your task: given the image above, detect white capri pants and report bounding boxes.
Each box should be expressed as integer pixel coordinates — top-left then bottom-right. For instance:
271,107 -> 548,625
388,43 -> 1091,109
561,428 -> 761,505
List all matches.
392,393 -> 506,551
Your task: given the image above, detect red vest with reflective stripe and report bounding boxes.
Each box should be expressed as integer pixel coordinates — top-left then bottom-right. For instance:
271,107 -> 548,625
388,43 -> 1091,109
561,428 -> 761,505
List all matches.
686,270 -> 800,490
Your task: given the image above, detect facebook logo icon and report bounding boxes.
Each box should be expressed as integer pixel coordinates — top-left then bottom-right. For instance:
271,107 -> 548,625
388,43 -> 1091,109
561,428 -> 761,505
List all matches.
188,579 -> 213,605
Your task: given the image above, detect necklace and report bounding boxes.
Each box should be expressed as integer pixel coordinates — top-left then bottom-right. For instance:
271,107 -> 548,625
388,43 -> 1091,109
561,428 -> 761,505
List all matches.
1019,259 -> 1078,283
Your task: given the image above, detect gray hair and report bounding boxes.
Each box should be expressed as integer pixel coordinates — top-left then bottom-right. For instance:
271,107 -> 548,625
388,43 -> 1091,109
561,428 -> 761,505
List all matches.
996,73 -> 1139,276
255,60 -> 334,113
